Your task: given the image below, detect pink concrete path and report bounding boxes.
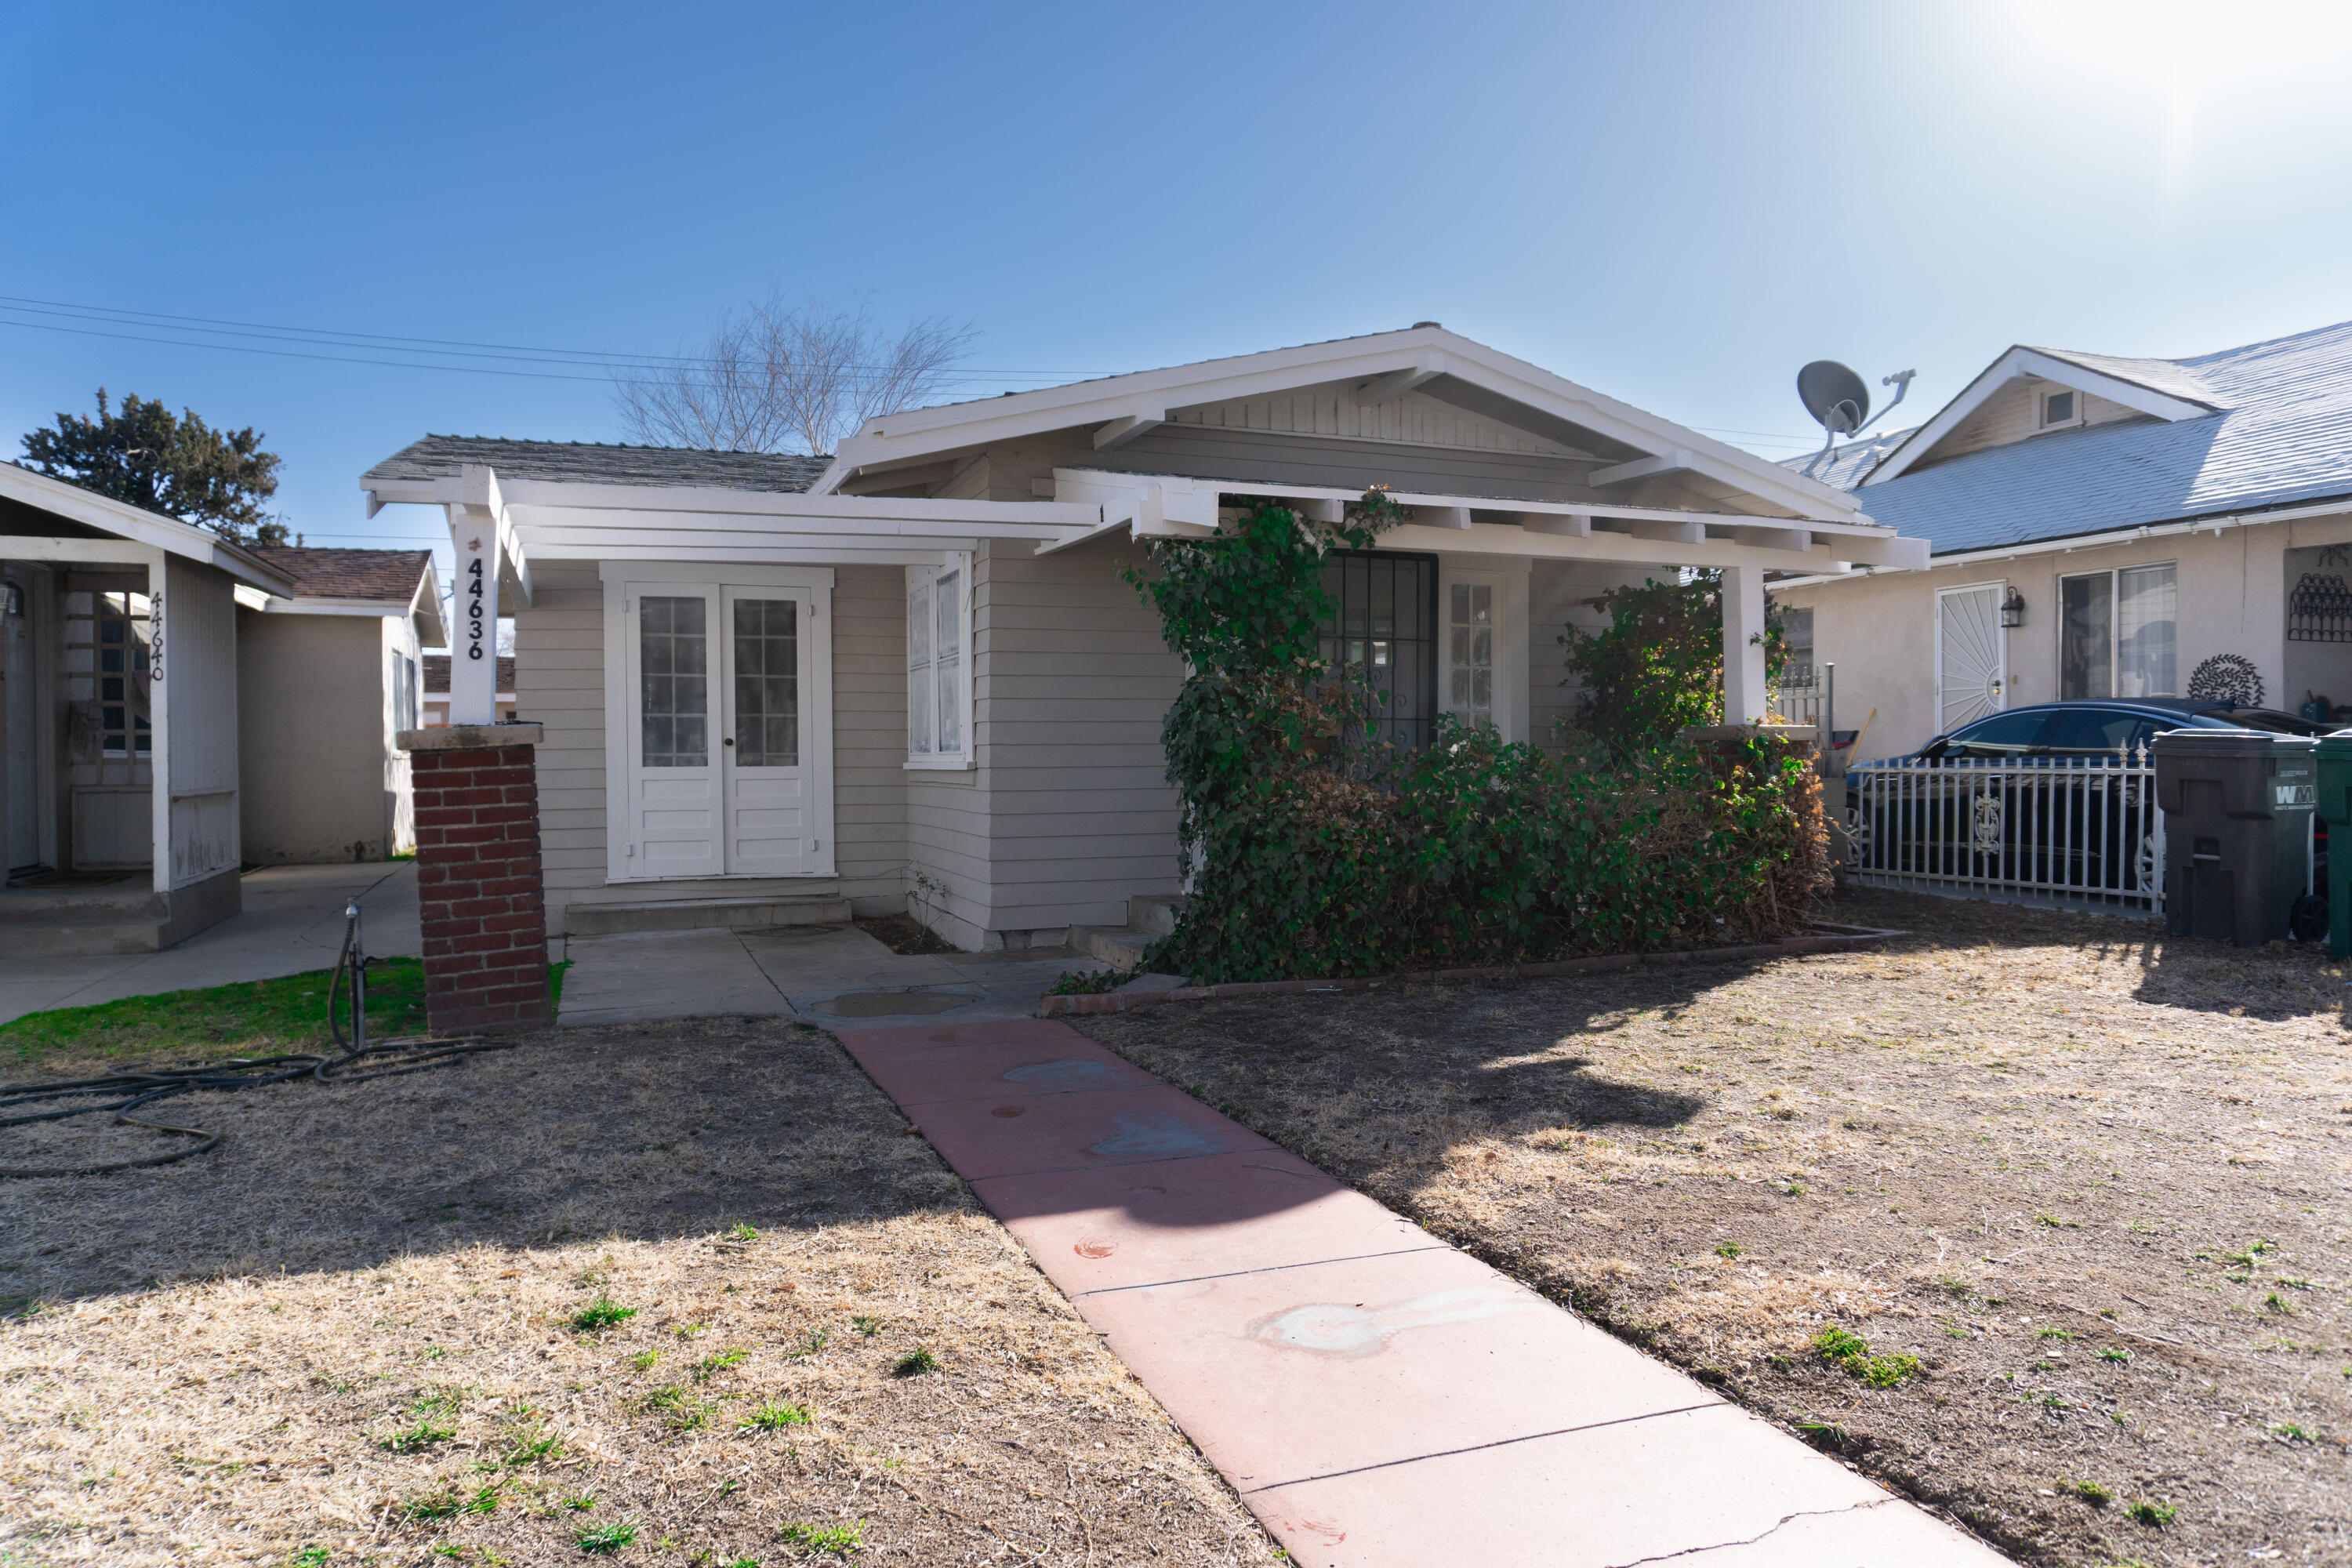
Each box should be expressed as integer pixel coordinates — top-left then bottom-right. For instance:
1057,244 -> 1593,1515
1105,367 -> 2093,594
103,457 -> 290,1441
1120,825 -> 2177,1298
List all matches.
839,1018 -> 2006,1568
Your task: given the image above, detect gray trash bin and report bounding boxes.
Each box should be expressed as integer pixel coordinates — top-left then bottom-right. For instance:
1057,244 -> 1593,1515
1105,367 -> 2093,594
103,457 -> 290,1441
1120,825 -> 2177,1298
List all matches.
2152,729 -> 2317,945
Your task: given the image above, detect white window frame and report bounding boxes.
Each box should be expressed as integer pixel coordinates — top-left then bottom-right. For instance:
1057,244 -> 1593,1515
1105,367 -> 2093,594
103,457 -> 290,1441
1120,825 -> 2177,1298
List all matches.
2036,383 -> 2085,432
599,561 -> 836,884
906,554 -> 975,771
2058,561 -> 2178,700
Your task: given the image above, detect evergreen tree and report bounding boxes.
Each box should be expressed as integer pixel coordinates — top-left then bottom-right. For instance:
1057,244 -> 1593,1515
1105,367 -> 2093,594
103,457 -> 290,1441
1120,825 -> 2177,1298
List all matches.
20,390 -> 286,545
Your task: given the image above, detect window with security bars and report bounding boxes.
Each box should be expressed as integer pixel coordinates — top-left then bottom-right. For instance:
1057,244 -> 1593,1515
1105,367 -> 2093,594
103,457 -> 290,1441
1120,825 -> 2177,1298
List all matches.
1318,551 -> 1438,750
731,599 -> 800,766
907,561 -> 968,765
638,595 -> 709,767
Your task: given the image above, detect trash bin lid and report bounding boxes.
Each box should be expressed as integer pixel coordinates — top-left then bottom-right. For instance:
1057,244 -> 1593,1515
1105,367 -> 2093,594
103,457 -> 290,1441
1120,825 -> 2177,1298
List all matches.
2148,727 -> 2288,758
2318,728 -> 2352,760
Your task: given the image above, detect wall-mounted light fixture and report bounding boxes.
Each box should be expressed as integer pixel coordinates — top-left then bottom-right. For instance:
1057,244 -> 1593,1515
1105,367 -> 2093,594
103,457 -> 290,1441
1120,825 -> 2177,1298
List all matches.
2001,586 -> 2026,628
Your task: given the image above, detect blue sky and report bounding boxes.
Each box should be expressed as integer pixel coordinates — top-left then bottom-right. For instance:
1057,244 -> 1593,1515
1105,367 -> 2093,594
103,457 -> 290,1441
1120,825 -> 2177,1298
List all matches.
8,0 -> 2352,601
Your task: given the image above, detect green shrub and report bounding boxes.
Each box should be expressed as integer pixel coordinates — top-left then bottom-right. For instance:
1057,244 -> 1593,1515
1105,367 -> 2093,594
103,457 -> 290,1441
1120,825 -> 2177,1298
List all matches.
1561,574 -> 1789,760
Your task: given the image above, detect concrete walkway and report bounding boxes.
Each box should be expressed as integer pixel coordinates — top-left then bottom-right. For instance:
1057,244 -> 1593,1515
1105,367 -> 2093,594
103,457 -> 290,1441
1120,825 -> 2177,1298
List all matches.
555,922 -> 1108,1029
0,862 -> 419,1025
840,1017 -> 2006,1568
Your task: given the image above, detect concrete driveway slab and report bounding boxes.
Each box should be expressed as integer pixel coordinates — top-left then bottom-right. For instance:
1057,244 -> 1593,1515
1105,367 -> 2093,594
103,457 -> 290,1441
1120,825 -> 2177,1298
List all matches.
972,1150 -> 1441,1294
1078,1247 -> 1718,1491
557,930 -> 795,1026
902,1083 -> 1275,1181
1245,1404 -> 2002,1568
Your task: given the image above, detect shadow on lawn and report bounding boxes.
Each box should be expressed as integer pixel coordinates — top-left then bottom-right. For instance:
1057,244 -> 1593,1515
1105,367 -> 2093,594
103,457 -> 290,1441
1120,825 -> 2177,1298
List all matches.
1,1017 -> 964,1312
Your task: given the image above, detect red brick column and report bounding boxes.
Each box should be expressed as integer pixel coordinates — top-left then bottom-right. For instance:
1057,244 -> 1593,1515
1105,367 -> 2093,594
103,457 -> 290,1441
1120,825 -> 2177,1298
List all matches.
396,723 -> 552,1033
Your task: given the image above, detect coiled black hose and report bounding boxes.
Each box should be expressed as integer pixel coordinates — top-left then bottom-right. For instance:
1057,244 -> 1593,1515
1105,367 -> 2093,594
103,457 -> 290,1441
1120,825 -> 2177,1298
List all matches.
0,902 -> 514,1178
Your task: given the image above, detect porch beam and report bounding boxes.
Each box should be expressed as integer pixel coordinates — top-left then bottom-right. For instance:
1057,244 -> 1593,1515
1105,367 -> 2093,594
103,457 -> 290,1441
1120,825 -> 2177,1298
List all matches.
1093,411 -> 1166,451
6,537 -> 176,566
1425,506 -> 1474,530
1587,448 -> 1695,488
1733,524 -> 1815,554
1616,518 -> 1707,545
1355,356 -> 1446,405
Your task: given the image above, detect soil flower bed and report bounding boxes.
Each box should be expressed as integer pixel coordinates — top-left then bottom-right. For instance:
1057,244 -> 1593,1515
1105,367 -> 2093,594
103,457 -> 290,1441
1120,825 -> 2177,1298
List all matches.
1076,887 -> 2352,1567
2,1017 -> 1279,1566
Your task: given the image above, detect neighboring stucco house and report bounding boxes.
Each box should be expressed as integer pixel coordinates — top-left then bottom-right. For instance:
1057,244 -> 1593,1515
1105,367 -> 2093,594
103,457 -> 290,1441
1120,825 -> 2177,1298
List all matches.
2,461 -> 291,952
361,326 -> 1927,950
237,546 -> 445,863
421,653 -> 515,727
1770,321 -> 2352,759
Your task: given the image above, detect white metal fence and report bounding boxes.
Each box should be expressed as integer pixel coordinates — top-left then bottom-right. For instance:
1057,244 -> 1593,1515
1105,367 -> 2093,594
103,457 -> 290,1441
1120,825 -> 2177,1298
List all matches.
1844,747 -> 2165,915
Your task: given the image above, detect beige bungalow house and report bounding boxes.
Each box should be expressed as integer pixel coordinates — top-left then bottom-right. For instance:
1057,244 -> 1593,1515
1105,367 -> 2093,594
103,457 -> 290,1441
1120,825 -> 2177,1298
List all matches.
361,325 -> 1927,951
237,546 -> 445,864
2,461 -> 291,952
1769,320 -> 2352,759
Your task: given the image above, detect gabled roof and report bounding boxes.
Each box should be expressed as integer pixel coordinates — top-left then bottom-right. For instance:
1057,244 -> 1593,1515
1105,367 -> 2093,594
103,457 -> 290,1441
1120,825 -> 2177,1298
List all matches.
248,546 -> 430,603
365,435 -> 830,495
1798,319 -> 2352,555
817,324 -> 1866,523
0,461 -> 294,593
1780,428 -> 1919,491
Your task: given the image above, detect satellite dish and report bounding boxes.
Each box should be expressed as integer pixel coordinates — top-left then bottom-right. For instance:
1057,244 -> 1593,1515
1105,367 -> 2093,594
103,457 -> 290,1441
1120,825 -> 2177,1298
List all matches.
1798,361 -> 1871,435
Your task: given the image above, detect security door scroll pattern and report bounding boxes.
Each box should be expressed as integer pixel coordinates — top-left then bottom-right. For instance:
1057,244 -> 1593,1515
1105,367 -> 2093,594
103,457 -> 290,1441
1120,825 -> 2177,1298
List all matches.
639,596 -> 710,768
1938,586 -> 2005,733
731,599 -> 800,767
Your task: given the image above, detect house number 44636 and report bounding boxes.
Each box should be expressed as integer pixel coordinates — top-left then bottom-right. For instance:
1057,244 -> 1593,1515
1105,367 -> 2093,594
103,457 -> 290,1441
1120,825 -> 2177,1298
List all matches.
466,555 -> 486,660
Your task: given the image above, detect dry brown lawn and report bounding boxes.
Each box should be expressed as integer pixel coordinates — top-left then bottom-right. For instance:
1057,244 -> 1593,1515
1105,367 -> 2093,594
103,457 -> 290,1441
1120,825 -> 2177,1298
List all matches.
1,1018 -> 1279,1567
1076,887 -> 2352,1568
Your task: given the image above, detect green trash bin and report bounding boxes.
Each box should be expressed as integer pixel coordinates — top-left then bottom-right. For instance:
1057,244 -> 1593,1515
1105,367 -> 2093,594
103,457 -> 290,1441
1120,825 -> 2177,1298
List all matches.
2153,730 -> 2317,946
2318,730 -> 2352,958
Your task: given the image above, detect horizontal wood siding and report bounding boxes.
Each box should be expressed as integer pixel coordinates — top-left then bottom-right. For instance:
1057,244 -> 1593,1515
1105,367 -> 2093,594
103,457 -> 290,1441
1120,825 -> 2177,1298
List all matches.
975,541 -> 1182,935
1169,382 -> 1582,456
1921,379 -> 2148,466
514,561 -> 907,935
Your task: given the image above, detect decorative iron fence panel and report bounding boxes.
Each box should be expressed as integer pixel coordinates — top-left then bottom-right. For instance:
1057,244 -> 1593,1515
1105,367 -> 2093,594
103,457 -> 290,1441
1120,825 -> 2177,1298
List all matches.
1846,748 -> 2164,915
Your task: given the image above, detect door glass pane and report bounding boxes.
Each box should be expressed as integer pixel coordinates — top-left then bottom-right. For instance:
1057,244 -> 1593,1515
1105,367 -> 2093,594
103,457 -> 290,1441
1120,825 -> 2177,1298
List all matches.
908,577 -> 933,755
2117,564 -> 2176,698
2060,574 -> 2111,700
1449,582 -> 1494,721
639,595 -> 707,767
1318,551 -> 1439,748
732,598 -> 799,767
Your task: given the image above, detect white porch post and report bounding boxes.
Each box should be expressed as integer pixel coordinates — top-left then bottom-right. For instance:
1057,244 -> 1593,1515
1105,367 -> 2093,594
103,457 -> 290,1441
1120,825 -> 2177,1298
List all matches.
446,474 -> 503,726
1721,563 -> 1769,725
146,550 -> 170,893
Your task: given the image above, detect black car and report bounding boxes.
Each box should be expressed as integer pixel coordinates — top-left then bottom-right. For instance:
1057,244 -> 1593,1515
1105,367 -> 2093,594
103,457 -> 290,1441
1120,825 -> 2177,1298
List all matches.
1846,700 -> 2328,902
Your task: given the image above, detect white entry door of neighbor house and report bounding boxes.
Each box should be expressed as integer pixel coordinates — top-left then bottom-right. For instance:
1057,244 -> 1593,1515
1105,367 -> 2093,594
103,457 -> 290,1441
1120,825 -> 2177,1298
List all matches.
610,569 -> 833,881
1936,583 -> 2009,733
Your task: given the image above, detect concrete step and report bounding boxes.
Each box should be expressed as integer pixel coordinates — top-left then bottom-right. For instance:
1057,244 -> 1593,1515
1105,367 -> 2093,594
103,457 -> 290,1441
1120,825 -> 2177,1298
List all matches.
6,922 -> 167,957
564,893 -> 852,938
1069,924 -> 1154,969
1127,893 -> 1191,938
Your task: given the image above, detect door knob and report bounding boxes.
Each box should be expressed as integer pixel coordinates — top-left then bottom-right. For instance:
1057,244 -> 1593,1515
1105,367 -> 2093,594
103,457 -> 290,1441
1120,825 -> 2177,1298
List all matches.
723,738 -> 734,746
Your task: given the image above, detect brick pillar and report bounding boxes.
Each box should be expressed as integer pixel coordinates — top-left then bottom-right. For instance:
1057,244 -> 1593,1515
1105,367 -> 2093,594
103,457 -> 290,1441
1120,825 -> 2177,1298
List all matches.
396,723 -> 553,1033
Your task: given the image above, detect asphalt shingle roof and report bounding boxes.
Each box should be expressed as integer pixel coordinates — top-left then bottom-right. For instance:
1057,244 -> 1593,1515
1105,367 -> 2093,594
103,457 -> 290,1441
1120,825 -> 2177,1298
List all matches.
1783,320 -> 2352,554
248,546 -> 429,602
365,435 -> 831,493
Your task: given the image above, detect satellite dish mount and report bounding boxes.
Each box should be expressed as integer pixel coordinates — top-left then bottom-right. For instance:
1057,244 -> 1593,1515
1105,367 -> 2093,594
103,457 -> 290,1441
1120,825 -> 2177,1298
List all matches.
1797,361 -> 1916,477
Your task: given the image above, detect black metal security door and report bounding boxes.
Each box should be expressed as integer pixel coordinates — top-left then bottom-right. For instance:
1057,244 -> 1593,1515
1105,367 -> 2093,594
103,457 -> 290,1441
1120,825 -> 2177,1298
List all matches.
1318,550 -> 1439,749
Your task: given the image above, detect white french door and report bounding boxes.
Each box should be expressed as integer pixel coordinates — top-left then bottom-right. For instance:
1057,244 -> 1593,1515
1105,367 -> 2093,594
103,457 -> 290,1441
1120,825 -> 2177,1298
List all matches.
611,570 -> 833,880
1936,583 -> 2008,733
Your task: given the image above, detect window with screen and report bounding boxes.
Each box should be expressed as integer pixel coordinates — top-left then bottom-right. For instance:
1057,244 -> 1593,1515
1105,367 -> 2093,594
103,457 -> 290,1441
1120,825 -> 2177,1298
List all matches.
907,559 -> 970,765
1319,551 -> 1438,750
638,595 -> 709,767
2062,564 -> 2175,700
2041,390 -> 2077,427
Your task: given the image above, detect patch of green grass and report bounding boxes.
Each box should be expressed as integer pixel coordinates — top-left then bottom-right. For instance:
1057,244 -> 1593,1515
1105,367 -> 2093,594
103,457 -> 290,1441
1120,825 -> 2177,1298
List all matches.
628,1349 -> 660,1373
740,1401 -> 812,1432
643,1384 -> 717,1431
2036,1327 -> 2077,1341
693,1348 -> 749,1382
1813,1325 -> 1920,1388
0,959 -> 434,1068
2068,1479 -> 2112,1506
786,1327 -> 829,1361
890,1348 -> 942,1378
2270,1422 -> 2317,1443
396,1489 -> 464,1522
498,1420 -> 564,1468
1047,967 -> 1133,996
569,1294 -> 637,1333
558,1491 -> 599,1512
382,1416 -> 457,1453
2125,1499 -> 2175,1527
2100,1347 -> 2133,1364
575,1518 -> 639,1553
1714,1243 -> 1743,1259
777,1519 -> 865,1555
728,1224 -> 761,1243
2035,1214 -> 2082,1229
850,1315 -> 884,1336
2264,1291 -> 2295,1314
289,1548 -> 332,1567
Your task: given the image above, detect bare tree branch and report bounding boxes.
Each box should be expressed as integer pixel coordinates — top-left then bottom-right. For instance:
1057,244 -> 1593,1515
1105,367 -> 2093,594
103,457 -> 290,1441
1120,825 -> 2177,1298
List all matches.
611,296 -> 977,456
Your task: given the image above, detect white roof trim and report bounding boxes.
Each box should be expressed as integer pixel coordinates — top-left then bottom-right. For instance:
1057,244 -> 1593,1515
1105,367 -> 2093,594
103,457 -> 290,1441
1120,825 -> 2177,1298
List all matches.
0,462 -> 295,593
813,326 -> 1865,524
1864,346 -> 2217,487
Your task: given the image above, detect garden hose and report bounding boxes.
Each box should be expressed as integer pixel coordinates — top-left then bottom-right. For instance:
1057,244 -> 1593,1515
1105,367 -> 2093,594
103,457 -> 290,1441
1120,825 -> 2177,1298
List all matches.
0,899 -> 515,1178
